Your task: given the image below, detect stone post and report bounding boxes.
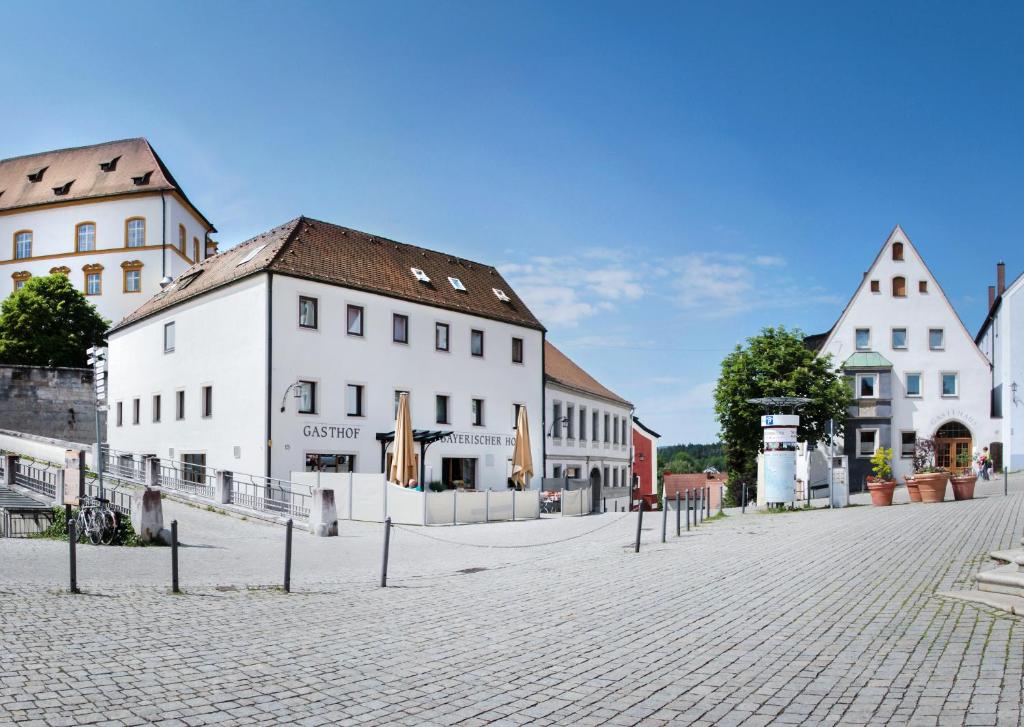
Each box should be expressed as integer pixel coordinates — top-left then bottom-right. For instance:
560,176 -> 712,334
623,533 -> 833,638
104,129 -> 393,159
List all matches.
144,456 -> 160,489
54,470 -> 65,507
3,454 -> 18,487
309,488 -> 338,537
215,470 -> 232,504
131,487 -> 165,544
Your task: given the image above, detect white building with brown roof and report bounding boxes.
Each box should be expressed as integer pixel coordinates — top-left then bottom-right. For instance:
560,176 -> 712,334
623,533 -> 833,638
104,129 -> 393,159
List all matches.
0,138 -> 215,324
105,216 -> 545,489
544,341 -> 633,509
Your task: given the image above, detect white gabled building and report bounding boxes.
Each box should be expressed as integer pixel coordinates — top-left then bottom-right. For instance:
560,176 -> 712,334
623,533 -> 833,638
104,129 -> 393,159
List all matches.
808,226 -> 998,490
543,341 -> 633,507
976,261 -> 1019,470
0,138 -> 216,325
106,216 -> 546,489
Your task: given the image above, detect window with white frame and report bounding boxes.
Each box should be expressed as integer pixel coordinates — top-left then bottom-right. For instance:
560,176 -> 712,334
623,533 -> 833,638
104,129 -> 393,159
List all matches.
347,384 -> 364,417
14,231 -> 31,259
76,223 -> 95,252
905,372 -> 922,397
857,373 -> 877,398
941,372 -> 959,397
857,429 -> 878,457
126,218 -> 146,247
901,431 -> 916,459
891,328 -> 907,350
929,328 -> 944,350
855,328 -> 870,350
163,322 -> 175,353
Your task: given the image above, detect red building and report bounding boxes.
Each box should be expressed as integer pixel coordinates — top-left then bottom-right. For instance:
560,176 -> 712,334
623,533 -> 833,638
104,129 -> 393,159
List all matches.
631,417 -> 660,496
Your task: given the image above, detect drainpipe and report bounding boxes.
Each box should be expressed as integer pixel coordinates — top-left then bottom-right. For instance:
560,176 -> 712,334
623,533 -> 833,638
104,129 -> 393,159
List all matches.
541,331 -> 546,486
265,273 -> 274,478
160,192 -> 167,281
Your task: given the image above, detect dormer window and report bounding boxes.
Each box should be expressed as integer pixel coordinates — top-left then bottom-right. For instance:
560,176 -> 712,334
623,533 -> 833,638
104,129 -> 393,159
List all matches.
892,242 -> 904,261
448,276 -> 466,292
52,180 -> 74,196
411,267 -> 431,283
99,156 -> 121,172
26,167 -> 47,183
492,288 -> 510,302
132,171 -> 153,186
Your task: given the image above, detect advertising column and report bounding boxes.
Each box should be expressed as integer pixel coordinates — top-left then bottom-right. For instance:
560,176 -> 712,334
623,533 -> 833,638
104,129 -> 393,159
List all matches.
762,414 -> 798,505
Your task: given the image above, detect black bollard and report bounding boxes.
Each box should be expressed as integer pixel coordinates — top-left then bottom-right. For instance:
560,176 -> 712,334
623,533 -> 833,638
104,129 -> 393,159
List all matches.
68,519 -> 78,594
686,489 -> 690,531
675,491 -> 681,537
1005,467 -> 1009,497
603,497 -> 607,513
634,501 -> 644,553
661,496 -> 668,543
707,486 -> 711,519
742,483 -> 747,514
171,520 -> 179,593
284,518 -> 293,593
381,516 -> 392,587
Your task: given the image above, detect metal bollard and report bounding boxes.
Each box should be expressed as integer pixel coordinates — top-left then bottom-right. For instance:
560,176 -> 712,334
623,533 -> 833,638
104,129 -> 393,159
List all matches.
171,520 -> 179,593
284,518 -> 293,593
686,489 -> 690,531
719,484 -> 724,515
634,501 -> 644,553
675,491 -> 681,536
381,516 -> 392,587
742,483 -> 747,514
603,497 -> 607,513
661,497 -> 667,543
68,519 -> 78,594
1005,467 -> 1009,497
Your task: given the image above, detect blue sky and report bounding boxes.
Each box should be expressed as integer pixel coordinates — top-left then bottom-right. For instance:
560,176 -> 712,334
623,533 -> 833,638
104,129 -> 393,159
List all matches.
3,1 -> 1023,444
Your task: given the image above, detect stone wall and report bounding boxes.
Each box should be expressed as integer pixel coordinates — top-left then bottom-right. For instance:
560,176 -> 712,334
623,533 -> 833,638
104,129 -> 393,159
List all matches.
0,366 -> 101,443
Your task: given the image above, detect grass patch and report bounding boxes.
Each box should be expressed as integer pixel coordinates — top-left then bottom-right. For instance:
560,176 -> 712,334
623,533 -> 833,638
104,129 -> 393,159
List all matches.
34,506 -> 143,546
705,511 -> 728,522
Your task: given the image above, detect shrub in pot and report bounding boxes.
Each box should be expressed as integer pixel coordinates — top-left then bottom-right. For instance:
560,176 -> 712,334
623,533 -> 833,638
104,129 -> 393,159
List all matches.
866,447 -> 896,506
911,436 -> 948,503
950,450 -> 977,501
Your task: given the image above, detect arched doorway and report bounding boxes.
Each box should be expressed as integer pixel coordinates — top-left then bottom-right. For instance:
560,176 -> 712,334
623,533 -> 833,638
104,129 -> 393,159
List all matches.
934,421 -> 972,471
590,467 -> 602,512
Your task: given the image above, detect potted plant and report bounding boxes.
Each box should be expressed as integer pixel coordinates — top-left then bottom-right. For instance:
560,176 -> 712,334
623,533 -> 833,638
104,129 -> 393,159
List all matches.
911,437 -> 948,503
951,450 -> 977,501
866,447 -> 897,506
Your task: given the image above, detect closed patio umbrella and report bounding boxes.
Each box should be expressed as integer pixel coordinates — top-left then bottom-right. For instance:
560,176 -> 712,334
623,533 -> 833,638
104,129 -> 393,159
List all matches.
389,392 -> 417,486
511,405 -> 534,490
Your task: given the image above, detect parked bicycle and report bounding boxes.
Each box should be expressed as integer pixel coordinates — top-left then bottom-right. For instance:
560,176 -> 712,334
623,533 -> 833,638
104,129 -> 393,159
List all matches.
72,495 -> 118,545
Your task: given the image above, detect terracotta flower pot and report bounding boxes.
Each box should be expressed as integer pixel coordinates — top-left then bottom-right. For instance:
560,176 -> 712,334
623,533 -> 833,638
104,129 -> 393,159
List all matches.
951,475 -> 977,501
867,479 -> 897,506
905,475 -> 921,503
914,472 -> 949,503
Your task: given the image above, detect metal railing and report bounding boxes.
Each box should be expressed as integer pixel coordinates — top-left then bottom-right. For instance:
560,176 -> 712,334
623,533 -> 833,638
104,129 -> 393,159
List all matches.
1,508 -> 54,537
158,461 -> 216,499
230,471 -> 311,520
83,475 -> 133,516
14,461 -> 61,500
103,449 -> 145,484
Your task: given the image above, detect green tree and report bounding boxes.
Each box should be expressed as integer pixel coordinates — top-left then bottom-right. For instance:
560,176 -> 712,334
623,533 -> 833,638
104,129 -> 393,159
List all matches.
713,326 -> 850,504
0,275 -> 109,368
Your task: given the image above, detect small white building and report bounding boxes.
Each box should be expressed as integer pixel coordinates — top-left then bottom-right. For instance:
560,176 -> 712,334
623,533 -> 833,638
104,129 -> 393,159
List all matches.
976,261 -> 1019,470
543,341 -> 632,505
106,216 -> 545,488
808,226 -> 998,490
0,138 -> 216,325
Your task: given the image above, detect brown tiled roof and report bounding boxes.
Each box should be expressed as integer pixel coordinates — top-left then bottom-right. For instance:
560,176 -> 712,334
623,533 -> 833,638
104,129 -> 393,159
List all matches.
0,138 -> 214,230
544,341 -> 631,407
111,216 -> 545,333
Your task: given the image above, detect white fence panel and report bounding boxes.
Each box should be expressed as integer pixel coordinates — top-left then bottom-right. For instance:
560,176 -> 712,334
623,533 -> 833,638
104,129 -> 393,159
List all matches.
351,473 -> 385,521
388,482 -> 425,525
455,490 -> 488,523
488,490 -> 514,521
426,490 -> 456,525
560,488 -> 590,517
290,472 -> 354,520
514,490 -> 540,520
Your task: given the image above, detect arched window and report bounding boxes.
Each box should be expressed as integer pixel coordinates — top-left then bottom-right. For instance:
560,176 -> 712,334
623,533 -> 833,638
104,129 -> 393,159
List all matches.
13,230 -> 32,260
892,276 -> 906,297
892,242 -> 904,261
193,237 -> 200,262
11,271 -> 31,291
178,224 -> 187,253
76,222 -> 96,252
125,217 -> 146,247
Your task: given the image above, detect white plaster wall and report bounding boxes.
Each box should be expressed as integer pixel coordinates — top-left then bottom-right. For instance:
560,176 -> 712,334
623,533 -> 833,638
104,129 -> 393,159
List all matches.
819,228 -> 999,480
0,194 -> 207,325
268,274 -> 544,489
545,381 -> 631,485
988,276 -> 1024,469
106,275 -> 268,476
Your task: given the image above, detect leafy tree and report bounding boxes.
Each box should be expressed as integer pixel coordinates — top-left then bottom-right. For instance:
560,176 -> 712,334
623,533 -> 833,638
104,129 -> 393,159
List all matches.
0,275 -> 109,368
713,326 -> 850,504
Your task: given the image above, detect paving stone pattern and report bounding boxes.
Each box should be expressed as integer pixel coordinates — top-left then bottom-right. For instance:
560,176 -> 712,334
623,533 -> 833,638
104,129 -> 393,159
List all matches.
2,478 -> 1024,726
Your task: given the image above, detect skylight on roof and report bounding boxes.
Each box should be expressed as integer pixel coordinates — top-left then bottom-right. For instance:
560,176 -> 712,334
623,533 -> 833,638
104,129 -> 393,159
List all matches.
448,276 -> 466,292
411,267 -> 431,283
236,244 -> 267,266
492,288 -> 510,302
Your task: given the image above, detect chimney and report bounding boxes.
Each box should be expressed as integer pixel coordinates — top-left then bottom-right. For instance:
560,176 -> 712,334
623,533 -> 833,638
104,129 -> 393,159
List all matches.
998,261 -> 1006,295
989,285 -> 996,309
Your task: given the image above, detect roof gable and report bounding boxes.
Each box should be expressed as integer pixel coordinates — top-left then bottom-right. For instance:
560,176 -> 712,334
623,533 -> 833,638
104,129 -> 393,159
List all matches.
544,341 -> 631,407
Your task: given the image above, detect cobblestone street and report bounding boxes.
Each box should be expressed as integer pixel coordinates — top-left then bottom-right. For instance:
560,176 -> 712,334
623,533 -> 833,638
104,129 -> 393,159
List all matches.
2,479 -> 1024,726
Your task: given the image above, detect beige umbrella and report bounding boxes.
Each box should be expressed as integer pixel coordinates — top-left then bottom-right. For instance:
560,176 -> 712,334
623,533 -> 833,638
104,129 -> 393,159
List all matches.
389,392 -> 417,486
510,405 -> 534,490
